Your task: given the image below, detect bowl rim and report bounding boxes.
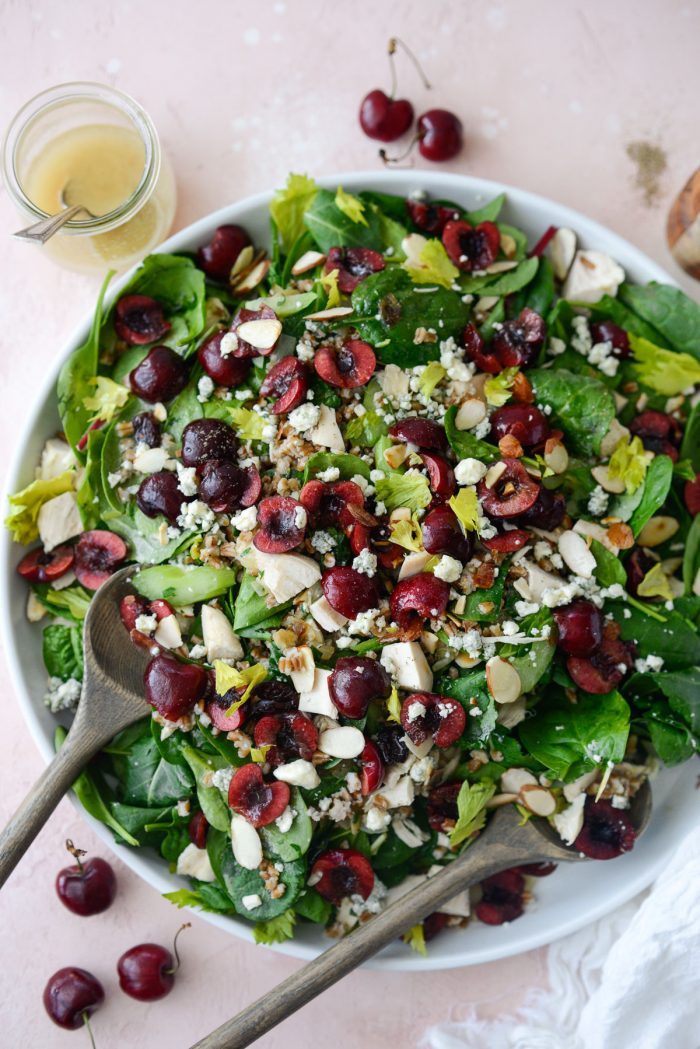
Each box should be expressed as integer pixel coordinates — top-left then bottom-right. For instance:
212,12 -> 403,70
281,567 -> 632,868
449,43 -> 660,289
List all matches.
0,169 -> 690,970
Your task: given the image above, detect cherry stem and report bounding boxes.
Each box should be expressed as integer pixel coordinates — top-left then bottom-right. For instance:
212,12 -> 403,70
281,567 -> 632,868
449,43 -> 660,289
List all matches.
379,135 -> 419,167
82,1012 -> 97,1049
387,37 -> 432,96
66,838 -> 87,873
165,922 -> 192,975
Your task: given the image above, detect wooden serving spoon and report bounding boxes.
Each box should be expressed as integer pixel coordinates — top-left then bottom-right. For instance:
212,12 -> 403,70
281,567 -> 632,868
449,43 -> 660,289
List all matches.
190,783 -> 652,1049
0,566 -> 149,887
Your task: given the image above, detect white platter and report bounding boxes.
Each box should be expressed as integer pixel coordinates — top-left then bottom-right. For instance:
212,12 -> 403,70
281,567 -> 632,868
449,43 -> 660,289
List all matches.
2,170 -> 698,970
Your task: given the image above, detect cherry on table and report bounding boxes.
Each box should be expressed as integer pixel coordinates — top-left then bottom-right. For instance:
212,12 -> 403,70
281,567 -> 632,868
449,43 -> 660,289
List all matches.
43,966 -> 104,1032
417,109 -> 463,161
55,839 -> 117,917
117,924 -> 191,1001
358,37 -> 430,143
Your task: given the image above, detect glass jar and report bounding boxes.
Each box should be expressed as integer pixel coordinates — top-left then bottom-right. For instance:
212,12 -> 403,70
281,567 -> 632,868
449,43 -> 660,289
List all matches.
2,82 -> 176,274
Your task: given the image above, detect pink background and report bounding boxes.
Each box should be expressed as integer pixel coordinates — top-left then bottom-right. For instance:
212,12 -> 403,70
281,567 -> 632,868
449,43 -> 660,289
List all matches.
0,1 -> 698,1045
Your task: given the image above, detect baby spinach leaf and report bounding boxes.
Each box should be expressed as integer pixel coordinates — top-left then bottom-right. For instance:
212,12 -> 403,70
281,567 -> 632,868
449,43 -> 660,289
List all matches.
465,193 -> 506,224
58,272 -> 112,456
460,256 -> 539,297
233,571 -> 292,632
304,188 -> 384,253
643,705 -> 697,765
167,383 -> 204,441
591,539 -> 627,588
181,745 -> 231,833
106,508 -> 197,566
611,603 -> 700,669
480,298 -> 506,339
683,516 -> 700,594
98,420 -> 127,514
117,733 -> 194,808
42,624 -> 83,682
109,801 -> 178,843
75,421 -> 109,528
351,269 -> 469,367
628,455 -> 673,536
114,254 -> 207,349
619,282 -> 700,361
649,667 -> 700,731
587,294 -> 670,346
135,564 -> 238,605
150,717 -> 190,768
358,189 -> 409,224
259,788 -> 312,861
510,638 -> 555,694
444,405 -> 500,462
303,452 -> 371,483
221,853 -> 306,920
528,367 -> 615,457
509,257 -> 555,317
518,691 -> 630,781
681,403 -> 700,470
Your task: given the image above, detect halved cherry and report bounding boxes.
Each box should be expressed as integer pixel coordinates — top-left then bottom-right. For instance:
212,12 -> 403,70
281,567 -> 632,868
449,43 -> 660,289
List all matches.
119,594 -> 150,632
324,247 -> 385,294
400,692 -> 466,748
188,811 -> 209,850
684,474 -> 700,515
573,798 -> 636,860
492,308 -> 546,369
228,305 -> 280,359
422,505 -> 474,561
144,654 -> 208,720
253,713 -> 318,766
442,220 -> 500,272
254,496 -> 306,553
198,332 -> 252,387
248,679 -> 299,719
478,458 -> 540,518
490,405 -> 549,449
205,690 -> 249,732
419,452 -> 455,502
567,636 -> 635,694
590,320 -> 631,359
17,544 -> 74,584
423,912 -> 451,941
310,848 -> 375,903
329,656 -> 392,718
299,480 -> 365,528
475,869 -> 525,925
427,782 -> 461,831
553,600 -> 603,657
73,531 -> 128,590
227,764 -> 290,828
199,461 -> 261,513
260,357 -> 309,413
462,322 -> 501,374
406,199 -> 459,235
482,529 -> 530,553
390,573 -> 450,628
149,599 -> 175,621
388,418 -> 447,452
629,410 -> 682,462
516,486 -> 566,531
359,740 -> 384,795
515,862 -> 557,877
314,340 -> 376,389
197,224 -> 251,282
322,567 -> 379,620
114,295 -> 170,345
349,521 -> 372,555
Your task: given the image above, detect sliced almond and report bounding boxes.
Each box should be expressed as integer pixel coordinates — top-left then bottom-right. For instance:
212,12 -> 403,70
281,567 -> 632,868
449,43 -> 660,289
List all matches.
279,645 -> 315,693
549,227 -> 577,281
154,613 -> 182,649
474,295 -> 499,321
486,792 -> 519,807
558,529 -> 596,579
498,434 -> 524,458
231,245 -> 255,279
456,652 -> 481,669
637,515 -> 680,548
543,438 -> 569,475
499,232 -> 517,259
383,443 -> 410,469
230,814 -> 263,870
389,506 -> 411,524
518,784 -> 557,816
236,317 -> 283,351
232,258 -> 271,295
501,767 -> 538,794
304,305 -> 354,322
591,464 -> 625,494
484,461 -> 508,489
318,726 -> 366,759
291,250 -> 326,276
27,591 -> 47,623
485,656 -> 521,704
574,518 -> 619,554
606,521 -> 634,550
485,260 -> 518,274
454,398 -> 487,431
421,631 -> 440,654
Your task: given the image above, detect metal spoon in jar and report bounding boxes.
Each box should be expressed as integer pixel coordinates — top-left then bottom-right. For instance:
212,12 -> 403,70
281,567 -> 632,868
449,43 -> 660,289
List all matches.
13,180 -> 96,244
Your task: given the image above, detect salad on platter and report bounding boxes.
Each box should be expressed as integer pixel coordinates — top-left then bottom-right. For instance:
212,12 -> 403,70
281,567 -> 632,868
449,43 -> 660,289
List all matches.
7,175 -> 700,951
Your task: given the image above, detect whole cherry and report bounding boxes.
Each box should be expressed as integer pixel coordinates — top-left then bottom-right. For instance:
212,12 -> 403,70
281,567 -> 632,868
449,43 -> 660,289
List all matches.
43,966 -> 104,1034
55,839 -> 117,917
417,109 -> 463,161
359,37 -> 430,143
117,923 -> 191,1001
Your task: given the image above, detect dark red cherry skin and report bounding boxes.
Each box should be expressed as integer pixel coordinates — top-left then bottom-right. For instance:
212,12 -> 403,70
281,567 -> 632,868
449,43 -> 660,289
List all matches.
590,320 -> 631,359
427,782 -> 461,831
388,417 -> 448,452
515,862 -> 557,877
685,474 -> 700,515
227,764 -> 290,828
314,340 -> 376,389
137,470 -> 184,523
422,505 -> 474,561
419,452 -> 455,502
119,593 -> 150,631
574,798 -> 636,860
144,654 -> 208,720
228,305 -> 281,358
492,308 -> 546,369
129,345 -> 188,402
423,911 -> 451,941
114,294 -> 170,345
374,725 -> 409,766
406,199 -> 460,235
325,246 -> 385,294
442,219 -> 500,272
482,529 -> 530,553
205,690 -> 249,732
17,543 -> 74,584
400,692 -> 466,748
629,410 -> 682,462
516,486 -> 566,531
553,600 -> 603,657
417,109 -> 463,162
253,712 -> 318,766
249,679 -> 299,719
74,530 -> 128,590
117,943 -> 176,1001
475,869 -> 525,925
478,458 -> 541,518
359,740 -> 384,795
199,461 -> 260,513
329,656 -> 392,718
197,224 -> 251,282
462,322 -> 501,374
198,331 -> 253,387
310,848 -> 374,903
490,405 -> 549,449
300,479 -> 365,528
181,418 -> 238,469
188,811 -> 209,849
391,573 -> 450,628
567,636 -> 634,694
359,89 -> 414,142
43,967 -> 104,1029
56,856 -> 117,916
254,495 -> 306,553
132,410 -> 162,447
260,356 -> 309,413
322,567 -> 380,620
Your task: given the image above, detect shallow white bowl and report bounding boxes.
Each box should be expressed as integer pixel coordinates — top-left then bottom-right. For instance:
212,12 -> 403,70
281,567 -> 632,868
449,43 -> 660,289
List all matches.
3,171 -> 698,970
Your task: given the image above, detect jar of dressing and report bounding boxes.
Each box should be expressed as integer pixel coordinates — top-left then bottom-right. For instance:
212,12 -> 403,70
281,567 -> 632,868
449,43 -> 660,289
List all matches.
2,82 -> 176,274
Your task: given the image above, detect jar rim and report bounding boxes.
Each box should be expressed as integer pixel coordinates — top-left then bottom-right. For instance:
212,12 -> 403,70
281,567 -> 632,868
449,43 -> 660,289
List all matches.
2,81 -> 161,235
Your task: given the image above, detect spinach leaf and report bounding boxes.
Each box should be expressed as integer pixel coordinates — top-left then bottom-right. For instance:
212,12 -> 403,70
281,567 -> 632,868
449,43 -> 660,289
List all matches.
220,852 -> 306,920
587,294 -> 670,346
444,405 -> 500,462
628,455 -> 674,536
358,189 -> 409,224
456,562 -> 510,622
109,801 -> 178,843
181,746 -> 231,833
167,383 -> 204,441
232,571 -> 292,632
611,603 -> 700,669
196,719 -> 246,766
259,788 -> 312,861
510,638 -> 555,694
619,282 -> 700,361
150,717 -> 190,768
43,624 -> 83,681
98,420 -> 127,514
106,507 -> 196,565
528,367 -> 615,457
113,254 -> 206,349
509,257 -> 555,317
681,403 -> 700,470
76,421 -> 109,526
684,516 -> 700,594
480,298 -> 506,339
591,539 -> 627,588
436,670 -> 497,742
643,705 -> 697,765
304,189 -> 384,253
518,691 -> 630,780
135,564 -> 238,605
117,732 -> 194,807
465,193 -> 506,224
460,256 -> 539,297
57,272 -> 112,455
351,269 -> 469,367
649,667 -> 700,731
303,452 -> 371,483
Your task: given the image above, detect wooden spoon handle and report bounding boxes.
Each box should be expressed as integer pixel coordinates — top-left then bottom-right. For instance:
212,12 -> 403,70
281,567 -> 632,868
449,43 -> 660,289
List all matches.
0,715 -> 99,888
190,809 -> 564,1049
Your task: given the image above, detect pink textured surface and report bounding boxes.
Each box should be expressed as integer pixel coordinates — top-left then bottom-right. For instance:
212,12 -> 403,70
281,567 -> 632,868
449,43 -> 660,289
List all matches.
0,1 -> 698,1045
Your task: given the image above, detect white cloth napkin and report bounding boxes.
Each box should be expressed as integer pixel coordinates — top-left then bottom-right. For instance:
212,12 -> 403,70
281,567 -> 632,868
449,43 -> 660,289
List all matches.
422,826 -> 700,1049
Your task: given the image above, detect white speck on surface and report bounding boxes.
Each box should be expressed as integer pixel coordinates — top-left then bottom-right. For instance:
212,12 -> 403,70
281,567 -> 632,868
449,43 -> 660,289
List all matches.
243,27 -> 260,45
